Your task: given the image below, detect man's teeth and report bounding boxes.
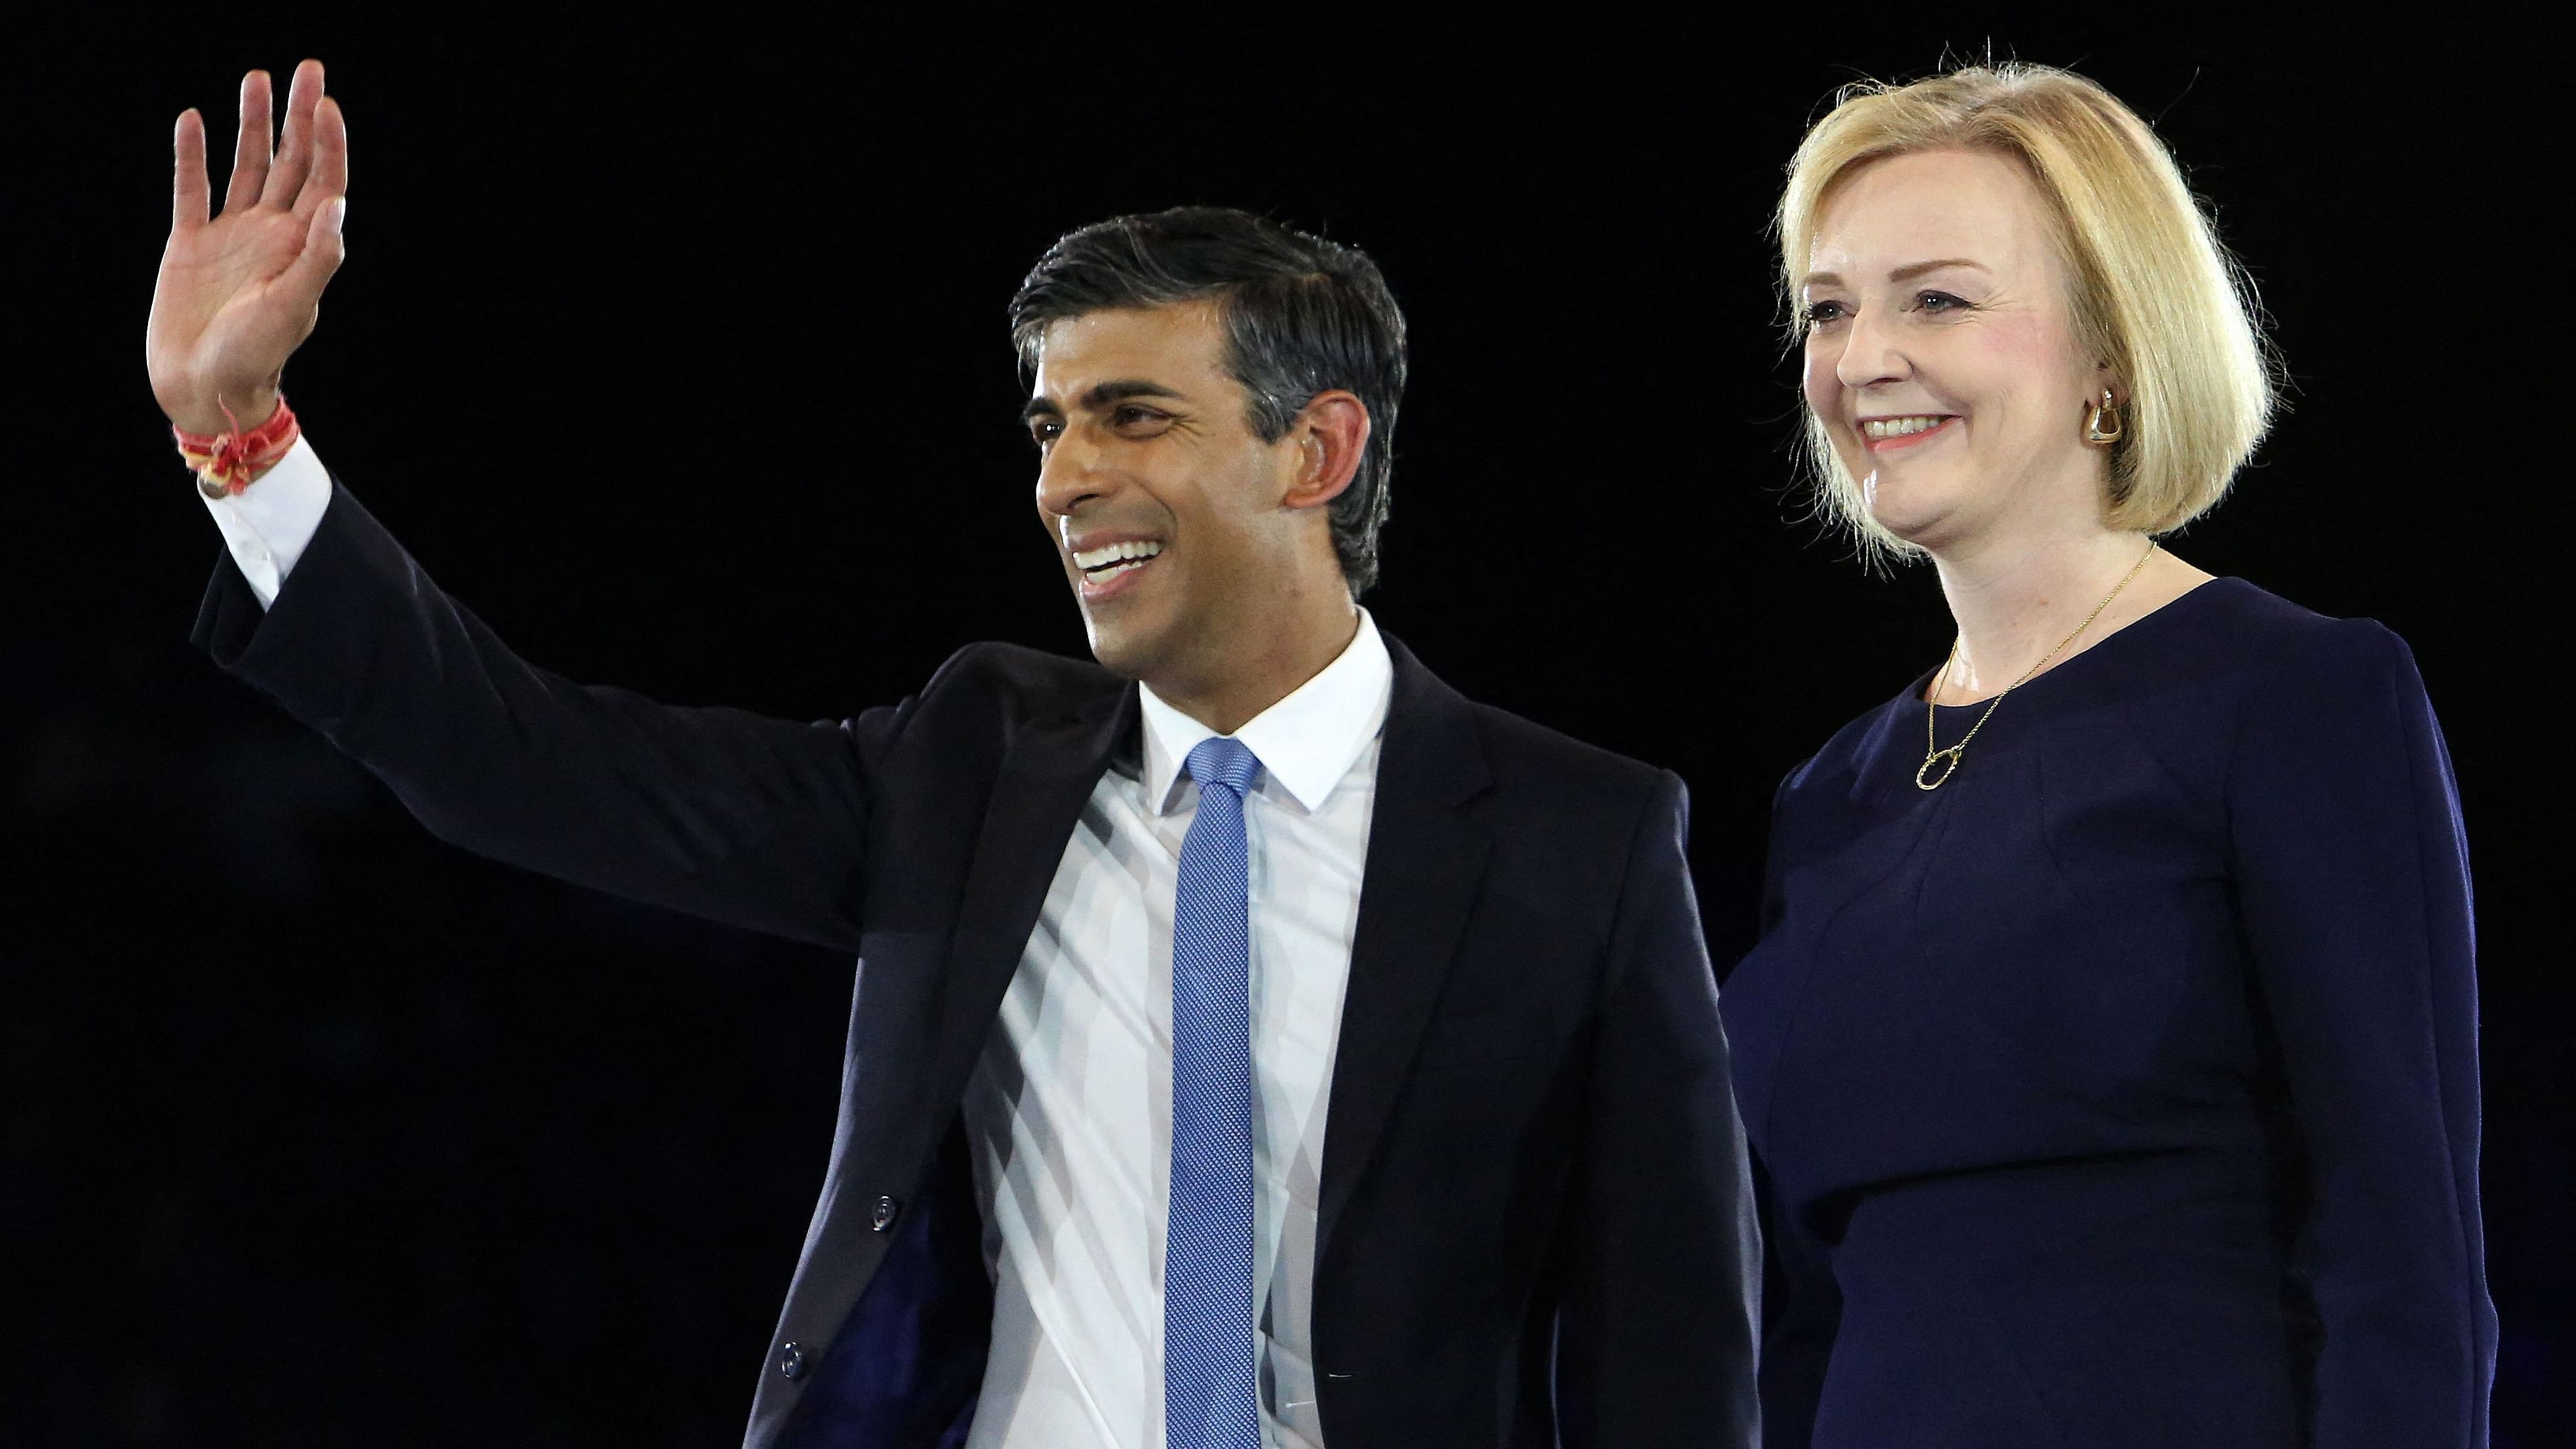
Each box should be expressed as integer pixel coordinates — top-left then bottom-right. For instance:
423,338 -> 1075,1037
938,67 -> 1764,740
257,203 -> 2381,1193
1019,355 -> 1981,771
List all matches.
1074,540 -> 1163,580
1864,415 -> 1950,439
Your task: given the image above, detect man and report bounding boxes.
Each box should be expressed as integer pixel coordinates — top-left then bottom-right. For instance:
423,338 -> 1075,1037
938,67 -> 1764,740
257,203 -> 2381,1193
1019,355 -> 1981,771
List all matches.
147,60 -> 1759,1448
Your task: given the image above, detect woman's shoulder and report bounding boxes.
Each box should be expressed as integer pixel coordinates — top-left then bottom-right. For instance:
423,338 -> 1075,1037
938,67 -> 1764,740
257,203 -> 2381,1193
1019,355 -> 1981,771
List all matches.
2170,577 -> 2424,697
2117,579 -> 2439,780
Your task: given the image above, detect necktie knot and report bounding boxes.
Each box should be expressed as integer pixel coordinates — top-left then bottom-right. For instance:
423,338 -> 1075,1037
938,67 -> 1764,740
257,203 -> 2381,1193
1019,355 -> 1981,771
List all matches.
1186,736 -> 1262,802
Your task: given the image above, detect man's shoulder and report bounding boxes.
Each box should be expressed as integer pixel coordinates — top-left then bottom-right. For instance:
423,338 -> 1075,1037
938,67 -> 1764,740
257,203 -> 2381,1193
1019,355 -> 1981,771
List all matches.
914,640 -> 1127,718
1427,687 -> 1690,916
1386,637 -> 1673,813
846,641 -> 1126,772
1459,695 -> 1671,803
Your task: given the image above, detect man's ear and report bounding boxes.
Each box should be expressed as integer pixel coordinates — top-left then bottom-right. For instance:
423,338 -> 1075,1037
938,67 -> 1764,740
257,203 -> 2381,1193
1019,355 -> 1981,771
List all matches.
1281,391 -> 1370,512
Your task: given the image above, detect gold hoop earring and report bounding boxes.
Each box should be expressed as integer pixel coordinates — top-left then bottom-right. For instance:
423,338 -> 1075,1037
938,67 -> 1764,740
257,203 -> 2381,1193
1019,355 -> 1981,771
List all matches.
2085,389 -> 2124,444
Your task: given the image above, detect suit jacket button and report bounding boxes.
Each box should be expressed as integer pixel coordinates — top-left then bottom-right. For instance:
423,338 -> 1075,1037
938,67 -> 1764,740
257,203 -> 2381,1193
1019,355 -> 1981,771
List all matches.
778,1342 -> 807,1380
870,1195 -> 901,1233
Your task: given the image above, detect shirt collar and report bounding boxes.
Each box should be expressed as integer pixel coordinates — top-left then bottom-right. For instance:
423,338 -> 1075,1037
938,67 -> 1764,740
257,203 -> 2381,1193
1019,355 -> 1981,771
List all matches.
1137,609 -> 1394,815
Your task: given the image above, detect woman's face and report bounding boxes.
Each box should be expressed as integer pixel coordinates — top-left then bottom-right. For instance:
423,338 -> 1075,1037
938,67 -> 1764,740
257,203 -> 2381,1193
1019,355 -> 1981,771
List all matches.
1801,147 -> 2111,552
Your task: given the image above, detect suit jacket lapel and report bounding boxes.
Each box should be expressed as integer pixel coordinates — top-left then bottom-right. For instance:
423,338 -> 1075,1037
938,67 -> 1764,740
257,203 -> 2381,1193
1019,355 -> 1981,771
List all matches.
925,680 -> 1139,1114
1317,637 -> 1493,1262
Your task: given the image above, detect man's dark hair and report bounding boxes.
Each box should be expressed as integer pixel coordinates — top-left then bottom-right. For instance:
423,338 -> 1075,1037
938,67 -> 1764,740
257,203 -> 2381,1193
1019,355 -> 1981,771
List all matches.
1008,206 -> 1409,596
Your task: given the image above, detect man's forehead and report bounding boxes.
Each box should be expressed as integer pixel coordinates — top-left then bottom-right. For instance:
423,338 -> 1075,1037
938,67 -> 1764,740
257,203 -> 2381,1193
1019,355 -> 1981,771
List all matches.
1030,301 -> 1227,398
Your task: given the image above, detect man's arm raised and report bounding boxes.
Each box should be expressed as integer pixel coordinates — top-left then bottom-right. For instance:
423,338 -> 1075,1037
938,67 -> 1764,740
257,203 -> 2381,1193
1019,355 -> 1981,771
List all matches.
153,63 -> 883,955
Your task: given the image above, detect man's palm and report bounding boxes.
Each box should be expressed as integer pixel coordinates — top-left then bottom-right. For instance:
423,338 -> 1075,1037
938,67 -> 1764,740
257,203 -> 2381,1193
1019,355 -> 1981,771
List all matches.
148,61 -> 347,436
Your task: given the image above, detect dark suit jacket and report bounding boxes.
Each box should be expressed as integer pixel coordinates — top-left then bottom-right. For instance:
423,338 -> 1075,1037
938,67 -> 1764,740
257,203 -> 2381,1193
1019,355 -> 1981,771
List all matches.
194,482 -> 1759,1449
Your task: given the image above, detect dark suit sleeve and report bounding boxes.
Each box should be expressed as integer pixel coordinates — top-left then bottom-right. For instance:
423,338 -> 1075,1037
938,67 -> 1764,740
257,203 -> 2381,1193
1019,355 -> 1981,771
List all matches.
193,480 -> 886,953
1555,771 -> 1761,1448
2229,621 -> 2495,1446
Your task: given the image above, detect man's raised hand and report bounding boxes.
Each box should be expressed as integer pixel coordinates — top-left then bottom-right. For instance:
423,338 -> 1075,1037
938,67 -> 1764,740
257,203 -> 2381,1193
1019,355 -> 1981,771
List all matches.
147,60 -> 347,437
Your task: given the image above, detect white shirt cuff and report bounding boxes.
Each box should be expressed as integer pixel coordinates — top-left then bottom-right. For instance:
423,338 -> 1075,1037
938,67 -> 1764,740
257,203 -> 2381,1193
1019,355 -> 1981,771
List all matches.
198,435 -> 331,610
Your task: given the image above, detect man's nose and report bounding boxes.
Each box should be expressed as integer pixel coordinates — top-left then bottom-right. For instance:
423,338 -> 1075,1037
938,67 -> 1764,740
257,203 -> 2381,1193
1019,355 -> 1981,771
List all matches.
1035,429 -> 1114,519
1835,305 -> 1911,391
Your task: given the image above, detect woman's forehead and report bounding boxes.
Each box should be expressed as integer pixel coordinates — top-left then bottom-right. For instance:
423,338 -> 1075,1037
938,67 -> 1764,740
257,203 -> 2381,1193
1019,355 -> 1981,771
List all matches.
1809,149 -> 2056,280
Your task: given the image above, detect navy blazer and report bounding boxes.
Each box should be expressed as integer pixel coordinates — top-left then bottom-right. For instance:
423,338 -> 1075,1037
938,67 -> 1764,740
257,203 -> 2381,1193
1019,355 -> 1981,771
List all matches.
1722,580 -> 2493,1448
194,481 -> 1761,1449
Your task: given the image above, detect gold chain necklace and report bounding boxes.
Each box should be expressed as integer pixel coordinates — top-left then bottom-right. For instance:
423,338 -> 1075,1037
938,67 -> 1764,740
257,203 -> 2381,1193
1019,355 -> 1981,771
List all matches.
1917,540 -> 2158,791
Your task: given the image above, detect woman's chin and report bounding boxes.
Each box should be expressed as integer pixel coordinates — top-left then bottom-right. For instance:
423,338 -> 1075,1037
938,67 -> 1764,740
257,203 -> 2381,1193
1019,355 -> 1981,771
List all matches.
1865,497 -> 1949,551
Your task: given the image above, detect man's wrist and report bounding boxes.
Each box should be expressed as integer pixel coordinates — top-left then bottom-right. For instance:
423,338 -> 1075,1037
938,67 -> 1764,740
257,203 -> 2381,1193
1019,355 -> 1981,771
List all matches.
175,393 -> 301,497
166,385 -> 281,440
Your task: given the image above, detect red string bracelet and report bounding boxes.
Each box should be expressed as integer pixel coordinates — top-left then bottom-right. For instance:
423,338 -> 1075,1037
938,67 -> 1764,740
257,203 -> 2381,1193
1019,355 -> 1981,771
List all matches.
174,395 -> 301,500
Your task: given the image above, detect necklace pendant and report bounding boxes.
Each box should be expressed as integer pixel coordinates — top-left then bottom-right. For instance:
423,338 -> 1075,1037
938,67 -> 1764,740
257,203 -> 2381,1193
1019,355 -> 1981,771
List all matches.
1916,746 -> 1965,791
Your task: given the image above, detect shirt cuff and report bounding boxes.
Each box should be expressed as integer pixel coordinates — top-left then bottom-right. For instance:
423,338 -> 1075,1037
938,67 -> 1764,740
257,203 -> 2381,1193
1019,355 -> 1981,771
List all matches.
198,435 -> 331,610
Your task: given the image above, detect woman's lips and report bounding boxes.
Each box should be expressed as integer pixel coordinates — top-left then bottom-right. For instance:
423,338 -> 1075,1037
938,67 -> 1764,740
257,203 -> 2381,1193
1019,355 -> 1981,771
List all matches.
1860,414 -> 1960,452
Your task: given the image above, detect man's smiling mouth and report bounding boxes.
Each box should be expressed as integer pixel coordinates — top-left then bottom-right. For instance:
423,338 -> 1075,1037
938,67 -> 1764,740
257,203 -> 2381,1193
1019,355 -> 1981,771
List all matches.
1073,539 -> 1163,588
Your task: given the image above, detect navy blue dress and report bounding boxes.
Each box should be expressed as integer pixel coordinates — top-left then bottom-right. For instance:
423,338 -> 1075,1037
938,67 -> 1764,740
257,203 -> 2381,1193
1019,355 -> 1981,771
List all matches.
1721,579 -> 2494,1448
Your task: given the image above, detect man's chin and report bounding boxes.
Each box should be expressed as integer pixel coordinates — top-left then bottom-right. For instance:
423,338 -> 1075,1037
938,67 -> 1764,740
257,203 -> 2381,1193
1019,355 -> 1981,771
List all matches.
1081,615 -> 1164,683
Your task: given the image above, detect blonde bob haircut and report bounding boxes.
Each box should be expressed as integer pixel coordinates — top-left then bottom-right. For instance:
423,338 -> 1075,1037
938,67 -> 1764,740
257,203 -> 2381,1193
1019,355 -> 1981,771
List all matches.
1778,64 -> 2279,559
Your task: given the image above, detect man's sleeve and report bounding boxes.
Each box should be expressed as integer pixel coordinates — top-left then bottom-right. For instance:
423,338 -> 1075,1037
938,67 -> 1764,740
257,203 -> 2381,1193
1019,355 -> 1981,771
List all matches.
199,435 -> 333,607
193,467 -> 886,954
1553,771 -> 1761,1448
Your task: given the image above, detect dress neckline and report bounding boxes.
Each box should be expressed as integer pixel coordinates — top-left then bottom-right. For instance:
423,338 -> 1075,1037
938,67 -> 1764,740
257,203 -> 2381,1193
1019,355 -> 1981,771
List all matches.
1913,575 -> 2244,716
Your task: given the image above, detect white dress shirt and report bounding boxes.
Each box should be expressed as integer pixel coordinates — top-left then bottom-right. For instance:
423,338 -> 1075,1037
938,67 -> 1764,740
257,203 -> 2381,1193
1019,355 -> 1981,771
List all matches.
202,443 -> 1388,1448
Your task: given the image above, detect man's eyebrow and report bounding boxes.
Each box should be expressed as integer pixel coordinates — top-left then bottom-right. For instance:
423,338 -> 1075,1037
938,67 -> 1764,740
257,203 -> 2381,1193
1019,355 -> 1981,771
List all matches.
1020,378 -> 1190,424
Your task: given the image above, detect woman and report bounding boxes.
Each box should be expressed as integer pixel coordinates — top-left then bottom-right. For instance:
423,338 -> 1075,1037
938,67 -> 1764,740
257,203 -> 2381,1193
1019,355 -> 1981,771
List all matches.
1720,65 -> 2494,1447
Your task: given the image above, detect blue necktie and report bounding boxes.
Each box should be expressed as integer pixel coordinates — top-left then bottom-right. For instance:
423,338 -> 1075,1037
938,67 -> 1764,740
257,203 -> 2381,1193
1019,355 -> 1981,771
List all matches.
1168,736 -> 1264,1449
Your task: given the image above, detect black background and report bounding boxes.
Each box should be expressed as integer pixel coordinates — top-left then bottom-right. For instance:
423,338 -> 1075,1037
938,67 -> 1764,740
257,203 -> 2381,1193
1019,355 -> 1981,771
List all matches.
7,6 -> 2564,1445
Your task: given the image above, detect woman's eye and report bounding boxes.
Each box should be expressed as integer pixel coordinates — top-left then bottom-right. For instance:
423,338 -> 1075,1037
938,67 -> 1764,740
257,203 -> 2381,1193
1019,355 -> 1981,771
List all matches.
1803,300 -> 1848,328
1917,290 -> 1970,313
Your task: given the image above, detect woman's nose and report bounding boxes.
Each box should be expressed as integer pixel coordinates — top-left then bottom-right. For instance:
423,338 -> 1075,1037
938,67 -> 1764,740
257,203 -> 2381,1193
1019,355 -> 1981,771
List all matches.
1835,307 -> 1911,390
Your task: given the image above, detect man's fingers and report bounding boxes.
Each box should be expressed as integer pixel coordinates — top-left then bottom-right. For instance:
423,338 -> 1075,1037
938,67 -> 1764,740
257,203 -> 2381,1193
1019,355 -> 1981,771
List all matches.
281,195 -> 348,308
174,109 -> 209,230
262,60 -> 326,209
294,95 -> 349,219
222,70 -> 273,216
